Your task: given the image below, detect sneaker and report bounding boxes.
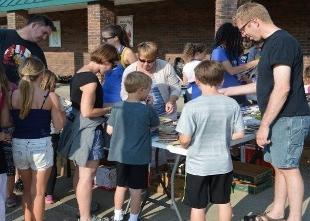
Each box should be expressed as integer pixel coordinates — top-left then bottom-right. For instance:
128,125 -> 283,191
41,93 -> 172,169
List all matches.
78,215 -> 103,221
6,195 -> 17,208
14,179 -> 24,194
45,195 -> 55,204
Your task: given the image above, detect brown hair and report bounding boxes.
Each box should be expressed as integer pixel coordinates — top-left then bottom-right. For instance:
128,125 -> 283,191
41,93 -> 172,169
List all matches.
0,64 -> 8,93
18,57 -> 45,119
90,44 -> 119,66
195,60 -> 224,87
40,69 -> 57,91
124,71 -> 152,93
304,66 -> 310,83
137,42 -> 158,60
183,43 -> 207,62
234,2 -> 273,24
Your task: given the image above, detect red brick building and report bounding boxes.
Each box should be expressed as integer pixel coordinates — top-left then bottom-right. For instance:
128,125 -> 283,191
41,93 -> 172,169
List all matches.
0,0 -> 309,76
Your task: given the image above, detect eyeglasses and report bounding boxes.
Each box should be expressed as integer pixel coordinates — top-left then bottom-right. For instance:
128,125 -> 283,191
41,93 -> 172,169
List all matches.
138,58 -> 155,64
239,20 -> 252,34
102,36 -> 114,42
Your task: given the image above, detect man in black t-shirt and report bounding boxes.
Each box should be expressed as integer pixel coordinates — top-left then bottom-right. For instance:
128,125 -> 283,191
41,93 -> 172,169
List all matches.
230,3 -> 310,221
0,15 -> 55,84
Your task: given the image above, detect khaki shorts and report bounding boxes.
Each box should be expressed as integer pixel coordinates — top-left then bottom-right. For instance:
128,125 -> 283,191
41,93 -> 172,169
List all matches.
12,137 -> 53,171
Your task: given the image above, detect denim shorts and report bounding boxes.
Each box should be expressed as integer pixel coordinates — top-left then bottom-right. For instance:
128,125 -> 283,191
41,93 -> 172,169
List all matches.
88,128 -> 104,161
12,137 -> 53,171
264,116 -> 310,168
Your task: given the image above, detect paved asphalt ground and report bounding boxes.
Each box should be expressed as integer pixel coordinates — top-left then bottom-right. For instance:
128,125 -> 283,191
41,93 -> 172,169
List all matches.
6,84 -> 310,221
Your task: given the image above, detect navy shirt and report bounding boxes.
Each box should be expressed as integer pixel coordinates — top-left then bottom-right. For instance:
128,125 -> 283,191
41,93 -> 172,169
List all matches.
257,30 -> 310,117
0,29 -> 47,84
107,101 -> 160,165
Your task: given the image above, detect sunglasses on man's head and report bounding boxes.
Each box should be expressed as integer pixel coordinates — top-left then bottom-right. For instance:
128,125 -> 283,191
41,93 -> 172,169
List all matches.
138,58 -> 155,64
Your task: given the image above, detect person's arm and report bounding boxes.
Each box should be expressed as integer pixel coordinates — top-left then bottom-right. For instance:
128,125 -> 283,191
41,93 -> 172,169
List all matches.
183,74 -> 188,85
80,82 -> 111,118
165,63 -> 181,113
221,59 -> 258,75
120,67 -> 131,101
232,102 -> 245,140
124,48 -> 137,65
50,92 -> 66,130
256,65 -> 291,147
179,134 -> 191,148
219,83 -> 256,96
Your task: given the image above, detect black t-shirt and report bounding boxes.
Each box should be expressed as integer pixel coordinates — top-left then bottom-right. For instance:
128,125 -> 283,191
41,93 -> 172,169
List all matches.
0,29 -> 47,84
70,72 -> 103,110
257,30 -> 310,117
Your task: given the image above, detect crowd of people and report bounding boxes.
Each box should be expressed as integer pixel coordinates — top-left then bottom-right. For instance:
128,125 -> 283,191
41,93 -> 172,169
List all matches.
0,2 -> 310,221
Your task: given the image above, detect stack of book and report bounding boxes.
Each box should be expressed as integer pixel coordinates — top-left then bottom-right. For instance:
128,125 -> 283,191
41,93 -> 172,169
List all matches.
233,161 -> 273,194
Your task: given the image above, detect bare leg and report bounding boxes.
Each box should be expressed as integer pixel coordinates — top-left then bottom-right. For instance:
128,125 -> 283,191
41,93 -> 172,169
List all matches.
281,168 -> 303,221
19,169 -> 33,221
31,168 -> 52,221
76,160 -> 98,221
218,203 -> 232,221
128,188 -> 142,215
6,175 -> 15,198
114,186 -> 127,210
266,168 -> 287,219
190,208 -> 205,221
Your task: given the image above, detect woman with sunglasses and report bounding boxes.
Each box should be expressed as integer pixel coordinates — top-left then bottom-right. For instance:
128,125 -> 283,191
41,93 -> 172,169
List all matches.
121,41 -> 181,116
102,24 -> 137,68
211,22 -> 258,105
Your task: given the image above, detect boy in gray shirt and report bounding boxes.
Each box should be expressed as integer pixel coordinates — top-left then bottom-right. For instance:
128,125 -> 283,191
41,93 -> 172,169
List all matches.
176,60 -> 244,221
107,71 -> 159,221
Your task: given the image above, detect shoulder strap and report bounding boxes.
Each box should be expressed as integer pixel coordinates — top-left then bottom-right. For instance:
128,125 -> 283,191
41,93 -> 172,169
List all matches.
41,91 -> 50,109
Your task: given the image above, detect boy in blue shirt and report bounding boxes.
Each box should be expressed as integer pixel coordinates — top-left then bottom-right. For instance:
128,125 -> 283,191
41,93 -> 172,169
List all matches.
176,60 -> 244,221
107,71 -> 160,221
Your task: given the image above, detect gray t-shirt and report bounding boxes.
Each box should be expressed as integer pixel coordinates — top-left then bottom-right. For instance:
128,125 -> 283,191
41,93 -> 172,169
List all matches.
107,101 -> 160,165
176,95 -> 244,176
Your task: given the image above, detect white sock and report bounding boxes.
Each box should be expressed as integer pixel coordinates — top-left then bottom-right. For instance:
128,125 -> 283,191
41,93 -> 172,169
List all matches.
128,213 -> 139,221
114,209 -> 123,221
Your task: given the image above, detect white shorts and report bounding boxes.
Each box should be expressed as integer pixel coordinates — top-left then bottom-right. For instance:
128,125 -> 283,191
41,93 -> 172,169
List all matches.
12,137 -> 53,171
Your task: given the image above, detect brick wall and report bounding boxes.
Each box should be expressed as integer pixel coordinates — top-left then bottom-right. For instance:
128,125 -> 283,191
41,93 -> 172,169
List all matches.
115,0 -> 215,62
0,17 -> 7,27
255,0 -> 310,70
215,0 -> 238,32
7,10 -> 28,29
38,9 -> 88,76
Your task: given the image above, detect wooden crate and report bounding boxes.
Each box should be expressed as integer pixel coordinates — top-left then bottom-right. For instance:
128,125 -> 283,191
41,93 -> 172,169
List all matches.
233,178 -> 273,194
233,161 -> 273,185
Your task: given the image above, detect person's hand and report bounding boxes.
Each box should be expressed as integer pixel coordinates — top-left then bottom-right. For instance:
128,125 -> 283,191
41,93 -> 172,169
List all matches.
165,101 -> 175,114
145,95 -> 153,105
256,124 -> 271,148
0,132 -> 11,143
218,88 -> 229,95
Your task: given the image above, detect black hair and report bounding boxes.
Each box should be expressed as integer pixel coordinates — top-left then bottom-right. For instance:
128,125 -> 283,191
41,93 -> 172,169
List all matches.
102,24 -> 130,47
214,23 -> 243,62
27,14 -> 56,31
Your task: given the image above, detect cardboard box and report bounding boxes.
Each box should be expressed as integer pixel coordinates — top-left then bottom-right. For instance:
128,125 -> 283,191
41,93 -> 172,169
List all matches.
233,161 -> 273,185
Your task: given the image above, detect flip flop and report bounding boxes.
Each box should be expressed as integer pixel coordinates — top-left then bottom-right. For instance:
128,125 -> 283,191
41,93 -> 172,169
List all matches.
254,213 -> 286,221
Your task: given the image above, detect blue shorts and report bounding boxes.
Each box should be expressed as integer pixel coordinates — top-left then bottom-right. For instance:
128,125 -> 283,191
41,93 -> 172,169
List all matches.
264,116 -> 310,168
88,128 -> 104,161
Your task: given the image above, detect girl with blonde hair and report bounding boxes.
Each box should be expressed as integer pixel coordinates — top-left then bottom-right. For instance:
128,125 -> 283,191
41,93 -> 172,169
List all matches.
10,57 -> 65,221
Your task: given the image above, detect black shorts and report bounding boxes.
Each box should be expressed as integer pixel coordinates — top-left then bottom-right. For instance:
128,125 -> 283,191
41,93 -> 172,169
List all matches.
116,163 -> 148,189
183,171 -> 233,209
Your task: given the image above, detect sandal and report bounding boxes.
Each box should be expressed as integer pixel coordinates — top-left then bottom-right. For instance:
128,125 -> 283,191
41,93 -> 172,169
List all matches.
255,212 -> 286,221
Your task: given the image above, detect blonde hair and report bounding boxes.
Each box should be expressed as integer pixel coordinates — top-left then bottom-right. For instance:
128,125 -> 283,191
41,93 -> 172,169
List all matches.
18,57 -> 45,119
124,71 -> 152,93
234,2 -> 273,24
41,69 -> 57,91
195,60 -> 224,87
137,42 -> 158,60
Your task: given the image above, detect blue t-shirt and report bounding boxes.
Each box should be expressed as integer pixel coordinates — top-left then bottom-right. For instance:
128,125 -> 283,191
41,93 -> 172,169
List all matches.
102,63 -> 124,103
211,46 -> 241,88
107,101 -> 160,165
